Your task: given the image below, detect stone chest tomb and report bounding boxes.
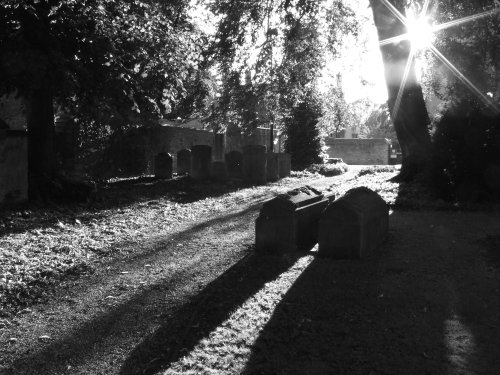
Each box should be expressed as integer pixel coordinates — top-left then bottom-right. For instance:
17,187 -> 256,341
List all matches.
318,187 -> 388,259
256,186 -> 333,253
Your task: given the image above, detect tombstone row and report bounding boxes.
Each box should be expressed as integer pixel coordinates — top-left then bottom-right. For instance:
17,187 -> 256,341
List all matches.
256,186 -> 389,259
154,144 -> 291,185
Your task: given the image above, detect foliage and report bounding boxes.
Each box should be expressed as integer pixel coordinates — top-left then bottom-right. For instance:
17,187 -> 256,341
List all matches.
206,0 -> 358,137
430,100 -> 500,202
0,0 -> 207,131
359,103 -> 397,141
307,161 -> 348,176
426,0 -> 500,107
284,89 -> 324,170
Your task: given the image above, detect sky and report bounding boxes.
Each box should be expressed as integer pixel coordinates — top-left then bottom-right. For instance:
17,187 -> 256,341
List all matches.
319,0 -> 388,104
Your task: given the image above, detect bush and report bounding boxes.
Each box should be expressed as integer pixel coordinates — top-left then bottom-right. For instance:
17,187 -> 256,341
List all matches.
284,90 -> 324,170
307,162 -> 348,177
431,101 -> 500,201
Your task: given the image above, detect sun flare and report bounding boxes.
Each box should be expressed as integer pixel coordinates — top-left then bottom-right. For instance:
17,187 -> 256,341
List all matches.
407,15 -> 434,50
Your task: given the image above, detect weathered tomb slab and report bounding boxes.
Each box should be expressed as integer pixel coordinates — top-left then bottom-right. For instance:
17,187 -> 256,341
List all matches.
256,186 -> 334,253
318,187 -> 388,259
242,145 -> 267,185
266,153 -> 279,182
154,152 -> 173,179
278,153 -> 291,178
177,148 -> 191,175
191,145 -> 212,180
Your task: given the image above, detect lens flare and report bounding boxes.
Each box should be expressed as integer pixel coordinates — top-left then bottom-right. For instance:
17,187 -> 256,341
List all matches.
407,16 -> 434,50
377,1 -> 500,116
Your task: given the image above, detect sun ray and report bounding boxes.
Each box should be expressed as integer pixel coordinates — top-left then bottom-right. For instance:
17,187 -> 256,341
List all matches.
429,45 -> 500,113
379,0 -> 408,25
379,33 -> 410,47
422,0 -> 431,16
432,7 -> 500,33
393,47 -> 416,119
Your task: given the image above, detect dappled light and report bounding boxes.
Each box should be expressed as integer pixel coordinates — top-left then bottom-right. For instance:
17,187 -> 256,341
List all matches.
161,256 -> 314,374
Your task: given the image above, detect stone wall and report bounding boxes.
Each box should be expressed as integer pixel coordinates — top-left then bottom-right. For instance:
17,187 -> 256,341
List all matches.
0,94 -> 27,131
93,125 -> 279,179
0,130 -> 28,205
324,138 -> 390,165
0,94 -> 28,205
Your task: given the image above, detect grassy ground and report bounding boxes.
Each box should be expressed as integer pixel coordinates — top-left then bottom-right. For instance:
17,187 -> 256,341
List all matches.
1,166 -> 499,375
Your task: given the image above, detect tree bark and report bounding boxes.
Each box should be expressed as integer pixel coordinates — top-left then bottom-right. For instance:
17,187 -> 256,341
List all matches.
26,86 -> 56,199
369,0 -> 432,181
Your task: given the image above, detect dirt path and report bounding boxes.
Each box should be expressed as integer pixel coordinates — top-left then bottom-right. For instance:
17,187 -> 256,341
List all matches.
1,169 -> 499,375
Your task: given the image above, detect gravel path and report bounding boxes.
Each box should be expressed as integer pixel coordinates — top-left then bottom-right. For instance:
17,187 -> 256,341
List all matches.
1,168 -> 499,375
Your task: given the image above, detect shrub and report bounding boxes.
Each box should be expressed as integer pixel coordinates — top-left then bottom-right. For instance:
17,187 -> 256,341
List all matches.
284,90 -> 324,170
430,101 -> 500,201
307,162 -> 348,177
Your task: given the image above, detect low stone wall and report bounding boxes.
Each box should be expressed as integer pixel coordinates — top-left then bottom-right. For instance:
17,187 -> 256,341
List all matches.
324,138 -> 390,165
94,125 -> 279,179
0,130 -> 28,205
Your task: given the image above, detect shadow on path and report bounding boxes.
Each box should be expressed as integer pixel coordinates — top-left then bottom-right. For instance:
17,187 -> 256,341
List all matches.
241,210 -> 500,375
118,252 -> 303,375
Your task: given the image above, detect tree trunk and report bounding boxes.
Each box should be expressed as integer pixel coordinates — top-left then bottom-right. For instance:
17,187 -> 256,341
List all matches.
369,0 -> 432,181
26,86 -> 56,199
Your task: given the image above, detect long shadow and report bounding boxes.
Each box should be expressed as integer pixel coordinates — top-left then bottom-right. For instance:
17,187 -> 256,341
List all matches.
242,211 -> 451,374
5,251 -> 301,375
118,251 -> 303,375
3,199 -> 302,374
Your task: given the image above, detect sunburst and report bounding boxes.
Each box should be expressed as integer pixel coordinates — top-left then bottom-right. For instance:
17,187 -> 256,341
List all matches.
378,0 -> 500,117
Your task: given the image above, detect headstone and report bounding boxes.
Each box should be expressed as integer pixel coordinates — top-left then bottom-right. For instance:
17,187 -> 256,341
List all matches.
256,186 -> 334,253
213,133 -> 226,161
318,187 -> 389,259
278,153 -> 291,178
266,153 -> 279,182
191,145 -> 212,180
177,149 -> 191,175
242,145 -> 267,185
225,150 -> 243,179
154,152 -> 173,179
210,161 -> 228,183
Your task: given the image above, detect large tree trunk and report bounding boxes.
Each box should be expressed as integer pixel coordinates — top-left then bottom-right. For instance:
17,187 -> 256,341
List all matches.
369,0 -> 432,181
26,86 -> 56,199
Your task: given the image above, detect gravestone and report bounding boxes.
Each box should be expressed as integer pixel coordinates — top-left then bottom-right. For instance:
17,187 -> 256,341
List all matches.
318,187 -> 388,259
278,153 -> 291,178
211,161 -> 228,183
266,153 -> 279,182
256,186 -> 334,253
154,152 -> 173,179
213,133 -> 226,161
242,145 -> 267,185
177,149 -> 191,175
191,145 -> 212,180
225,150 -> 243,179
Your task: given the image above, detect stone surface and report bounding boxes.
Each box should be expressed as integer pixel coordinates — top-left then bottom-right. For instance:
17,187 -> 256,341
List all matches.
324,138 -> 390,165
213,133 -> 226,161
242,145 -> 267,185
256,186 -> 334,253
318,187 -> 389,259
278,153 -> 291,178
0,130 -> 28,205
210,161 -> 228,183
225,150 -> 243,179
266,153 -> 279,182
154,152 -> 173,179
191,145 -> 212,180
177,149 -> 191,175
